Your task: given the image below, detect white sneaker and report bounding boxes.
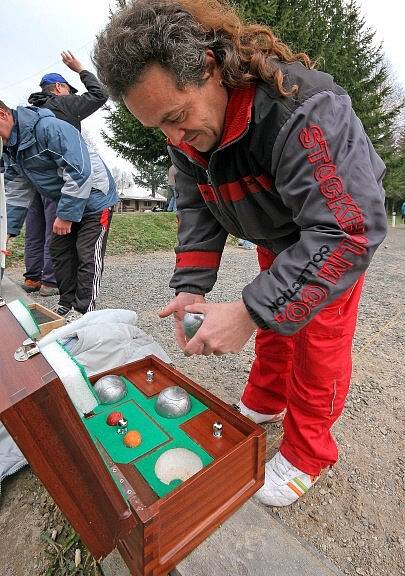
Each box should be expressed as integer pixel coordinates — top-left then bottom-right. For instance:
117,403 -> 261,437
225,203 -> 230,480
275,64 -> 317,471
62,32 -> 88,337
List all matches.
235,400 -> 286,424
255,451 -> 319,507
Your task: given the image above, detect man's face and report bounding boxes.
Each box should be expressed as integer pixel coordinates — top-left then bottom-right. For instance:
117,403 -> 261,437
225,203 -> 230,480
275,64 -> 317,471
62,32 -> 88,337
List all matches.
123,57 -> 228,153
0,108 -> 14,144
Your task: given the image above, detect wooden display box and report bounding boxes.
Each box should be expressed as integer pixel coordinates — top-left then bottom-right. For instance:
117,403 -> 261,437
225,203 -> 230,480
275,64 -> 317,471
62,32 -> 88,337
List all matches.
28,302 -> 65,336
0,305 -> 265,576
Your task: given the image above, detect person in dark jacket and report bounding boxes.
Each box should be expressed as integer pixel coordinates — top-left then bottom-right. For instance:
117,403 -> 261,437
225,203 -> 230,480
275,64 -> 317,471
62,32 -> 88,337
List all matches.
28,51 -> 108,130
93,0 -> 387,506
21,51 -> 108,297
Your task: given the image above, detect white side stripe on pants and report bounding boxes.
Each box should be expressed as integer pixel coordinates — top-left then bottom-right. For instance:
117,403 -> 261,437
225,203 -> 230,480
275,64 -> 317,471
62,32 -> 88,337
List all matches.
87,228 -> 105,312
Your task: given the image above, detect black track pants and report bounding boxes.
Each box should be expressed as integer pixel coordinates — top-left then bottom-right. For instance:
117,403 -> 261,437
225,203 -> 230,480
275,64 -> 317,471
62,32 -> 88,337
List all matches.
50,208 -> 112,314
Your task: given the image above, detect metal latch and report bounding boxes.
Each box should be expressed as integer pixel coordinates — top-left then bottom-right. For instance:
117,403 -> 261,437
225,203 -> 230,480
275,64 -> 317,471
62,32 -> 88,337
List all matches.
14,338 -> 40,362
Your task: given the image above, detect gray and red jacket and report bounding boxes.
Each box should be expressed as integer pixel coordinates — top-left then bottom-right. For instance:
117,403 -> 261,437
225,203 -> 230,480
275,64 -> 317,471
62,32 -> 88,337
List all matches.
168,62 -> 387,335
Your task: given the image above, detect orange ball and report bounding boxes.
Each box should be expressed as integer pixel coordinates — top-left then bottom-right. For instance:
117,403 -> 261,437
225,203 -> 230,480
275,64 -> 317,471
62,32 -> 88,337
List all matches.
123,430 -> 142,448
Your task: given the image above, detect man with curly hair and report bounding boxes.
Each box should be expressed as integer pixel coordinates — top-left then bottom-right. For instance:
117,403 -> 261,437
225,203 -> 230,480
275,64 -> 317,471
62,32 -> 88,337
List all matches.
93,0 -> 387,506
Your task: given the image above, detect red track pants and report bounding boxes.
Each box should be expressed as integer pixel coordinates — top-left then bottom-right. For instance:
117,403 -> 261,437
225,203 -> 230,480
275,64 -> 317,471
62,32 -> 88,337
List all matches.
241,247 -> 364,476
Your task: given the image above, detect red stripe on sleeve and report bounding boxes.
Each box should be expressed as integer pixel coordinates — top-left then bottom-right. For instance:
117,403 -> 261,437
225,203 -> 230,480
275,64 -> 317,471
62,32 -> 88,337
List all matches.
175,251 -> 221,268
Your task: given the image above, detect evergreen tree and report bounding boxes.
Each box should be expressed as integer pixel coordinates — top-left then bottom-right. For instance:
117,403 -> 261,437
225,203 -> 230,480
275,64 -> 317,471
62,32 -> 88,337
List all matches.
235,0 -> 399,147
102,104 -> 169,191
233,0 -> 404,201
235,0 -> 278,23
132,162 -> 168,197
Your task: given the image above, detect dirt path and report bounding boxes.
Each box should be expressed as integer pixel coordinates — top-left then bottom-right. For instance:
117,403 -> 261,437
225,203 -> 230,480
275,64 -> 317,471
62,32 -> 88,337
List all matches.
1,226 -> 404,576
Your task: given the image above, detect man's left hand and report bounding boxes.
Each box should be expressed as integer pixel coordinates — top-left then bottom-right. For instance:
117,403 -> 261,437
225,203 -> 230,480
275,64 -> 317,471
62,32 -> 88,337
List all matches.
61,51 -> 84,74
53,217 -> 72,235
183,300 -> 257,356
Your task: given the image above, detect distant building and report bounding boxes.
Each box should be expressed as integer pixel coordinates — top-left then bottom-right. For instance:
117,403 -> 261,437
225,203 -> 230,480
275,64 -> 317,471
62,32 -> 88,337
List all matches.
116,185 -> 167,212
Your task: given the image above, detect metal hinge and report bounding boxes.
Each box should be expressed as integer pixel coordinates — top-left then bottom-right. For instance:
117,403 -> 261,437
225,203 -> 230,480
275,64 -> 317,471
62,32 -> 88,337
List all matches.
14,338 -> 40,362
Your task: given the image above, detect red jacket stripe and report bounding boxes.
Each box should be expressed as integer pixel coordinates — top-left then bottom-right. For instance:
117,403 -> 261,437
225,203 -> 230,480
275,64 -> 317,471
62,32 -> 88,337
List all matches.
198,184 -> 216,203
175,251 -> 222,268
255,173 -> 273,190
218,174 -> 270,202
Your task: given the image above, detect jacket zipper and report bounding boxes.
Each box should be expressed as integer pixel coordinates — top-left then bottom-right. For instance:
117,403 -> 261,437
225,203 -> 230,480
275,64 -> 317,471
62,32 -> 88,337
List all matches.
174,120 -> 251,232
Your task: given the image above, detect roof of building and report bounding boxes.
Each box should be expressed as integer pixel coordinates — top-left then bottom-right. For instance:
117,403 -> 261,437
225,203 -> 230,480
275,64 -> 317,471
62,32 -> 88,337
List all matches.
118,185 -> 166,202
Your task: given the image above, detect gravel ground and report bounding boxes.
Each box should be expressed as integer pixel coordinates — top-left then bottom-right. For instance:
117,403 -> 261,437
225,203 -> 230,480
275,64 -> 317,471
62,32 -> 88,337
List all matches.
1,226 -> 404,576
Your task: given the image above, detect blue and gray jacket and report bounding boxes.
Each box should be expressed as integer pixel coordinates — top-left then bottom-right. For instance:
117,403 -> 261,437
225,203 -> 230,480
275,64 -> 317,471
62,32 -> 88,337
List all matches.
4,106 -> 118,236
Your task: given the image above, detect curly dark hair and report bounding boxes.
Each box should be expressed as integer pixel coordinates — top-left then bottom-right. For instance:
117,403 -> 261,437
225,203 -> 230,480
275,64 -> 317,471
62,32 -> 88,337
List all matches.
93,0 -> 312,100
0,100 -> 11,112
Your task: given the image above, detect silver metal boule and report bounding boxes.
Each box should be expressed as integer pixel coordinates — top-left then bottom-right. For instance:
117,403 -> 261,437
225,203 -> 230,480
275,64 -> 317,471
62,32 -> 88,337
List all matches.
183,312 -> 205,340
155,386 -> 192,418
146,369 -> 154,382
94,375 -> 127,405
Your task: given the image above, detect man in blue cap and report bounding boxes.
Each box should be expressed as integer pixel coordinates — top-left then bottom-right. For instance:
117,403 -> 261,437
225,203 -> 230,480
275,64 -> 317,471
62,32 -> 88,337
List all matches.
39,72 -> 78,95
20,51 -> 108,297
29,51 -> 108,131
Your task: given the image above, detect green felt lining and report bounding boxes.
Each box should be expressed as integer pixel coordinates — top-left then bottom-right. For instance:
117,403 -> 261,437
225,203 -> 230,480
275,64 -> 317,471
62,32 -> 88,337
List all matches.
83,375 -> 213,497
84,400 -> 170,464
92,376 -> 208,425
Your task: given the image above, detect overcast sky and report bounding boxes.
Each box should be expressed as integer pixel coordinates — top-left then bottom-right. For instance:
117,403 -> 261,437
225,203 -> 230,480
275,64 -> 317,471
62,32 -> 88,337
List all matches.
1,0 -> 403,172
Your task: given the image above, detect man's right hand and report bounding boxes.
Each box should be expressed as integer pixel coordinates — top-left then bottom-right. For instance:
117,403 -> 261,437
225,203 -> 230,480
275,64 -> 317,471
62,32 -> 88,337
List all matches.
53,217 -> 72,235
159,292 -> 206,350
61,51 -> 84,74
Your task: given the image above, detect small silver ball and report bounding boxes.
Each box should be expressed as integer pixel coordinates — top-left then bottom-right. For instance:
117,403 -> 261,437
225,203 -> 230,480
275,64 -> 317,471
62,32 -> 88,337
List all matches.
94,375 -> 127,404
155,386 -> 192,418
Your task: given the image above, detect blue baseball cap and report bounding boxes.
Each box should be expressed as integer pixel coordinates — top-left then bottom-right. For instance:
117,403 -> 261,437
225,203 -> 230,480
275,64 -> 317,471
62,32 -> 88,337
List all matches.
39,73 -> 78,93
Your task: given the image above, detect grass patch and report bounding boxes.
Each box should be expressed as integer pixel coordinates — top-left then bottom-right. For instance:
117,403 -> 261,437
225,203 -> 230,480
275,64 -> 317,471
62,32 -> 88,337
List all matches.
108,212 -> 177,255
5,233 -> 25,267
6,212 -> 178,267
5,212 -> 244,268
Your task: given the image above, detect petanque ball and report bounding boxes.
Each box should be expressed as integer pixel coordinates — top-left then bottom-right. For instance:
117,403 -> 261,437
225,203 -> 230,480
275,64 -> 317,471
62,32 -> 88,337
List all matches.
183,312 -> 204,340
155,386 -> 192,418
94,375 -> 127,405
